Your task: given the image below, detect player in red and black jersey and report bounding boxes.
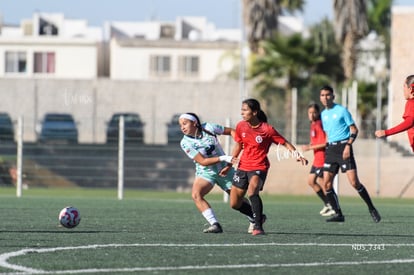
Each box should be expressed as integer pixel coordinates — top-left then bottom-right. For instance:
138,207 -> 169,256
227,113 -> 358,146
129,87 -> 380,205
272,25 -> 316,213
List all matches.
229,98 -> 308,236
302,103 -> 334,217
375,74 -> 414,152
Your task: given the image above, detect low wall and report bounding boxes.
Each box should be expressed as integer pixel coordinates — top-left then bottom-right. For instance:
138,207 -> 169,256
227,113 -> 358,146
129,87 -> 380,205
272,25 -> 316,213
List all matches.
262,140 -> 414,199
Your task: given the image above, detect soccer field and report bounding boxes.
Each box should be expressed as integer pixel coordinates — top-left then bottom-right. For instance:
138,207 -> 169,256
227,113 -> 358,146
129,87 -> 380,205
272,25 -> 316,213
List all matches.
1,187 -> 414,274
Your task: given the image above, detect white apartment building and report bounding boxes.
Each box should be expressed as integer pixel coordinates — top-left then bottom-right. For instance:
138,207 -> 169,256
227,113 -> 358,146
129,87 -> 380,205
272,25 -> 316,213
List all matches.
0,13 -> 101,79
107,17 -> 241,81
107,16 -> 305,81
0,13 -> 305,81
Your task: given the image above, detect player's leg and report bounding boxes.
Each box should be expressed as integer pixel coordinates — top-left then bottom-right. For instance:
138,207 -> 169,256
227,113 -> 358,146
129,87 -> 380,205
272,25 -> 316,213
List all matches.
345,168 -> 381,223
308,167 -> 332,215
217,172 -> 255,223
323,169 -> 344,222
323,145 -> 344,222
246,173 -> 266,235
192,177 -> 223,233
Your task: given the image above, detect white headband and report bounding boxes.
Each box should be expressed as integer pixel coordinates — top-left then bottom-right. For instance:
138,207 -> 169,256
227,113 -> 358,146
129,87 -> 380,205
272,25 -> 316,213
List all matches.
179,113 -> 197,122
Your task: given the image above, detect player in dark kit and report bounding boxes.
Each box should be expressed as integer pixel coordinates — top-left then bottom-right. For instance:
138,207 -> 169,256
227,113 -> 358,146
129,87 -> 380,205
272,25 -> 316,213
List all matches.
302,103 -> 334,217
319,85 -> 381,223
229,98 -> 308,235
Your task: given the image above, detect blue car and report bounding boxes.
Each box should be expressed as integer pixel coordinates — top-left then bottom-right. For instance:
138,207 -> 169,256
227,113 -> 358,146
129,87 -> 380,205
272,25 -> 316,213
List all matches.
38,113 -> 78,144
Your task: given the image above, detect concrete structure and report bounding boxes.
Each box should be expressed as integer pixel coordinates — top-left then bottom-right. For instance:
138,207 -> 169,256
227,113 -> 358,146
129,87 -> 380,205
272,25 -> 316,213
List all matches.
389,6 -> 414,152
0,78 -> 243,144
0,13 -> 101,79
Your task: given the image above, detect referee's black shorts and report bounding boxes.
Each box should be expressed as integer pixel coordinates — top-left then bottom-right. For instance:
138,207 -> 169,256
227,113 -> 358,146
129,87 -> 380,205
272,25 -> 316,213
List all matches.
323,141 -> 357,174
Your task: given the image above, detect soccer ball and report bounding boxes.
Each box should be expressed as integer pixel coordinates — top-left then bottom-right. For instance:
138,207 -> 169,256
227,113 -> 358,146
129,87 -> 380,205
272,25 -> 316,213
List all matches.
59,206 -> 81,228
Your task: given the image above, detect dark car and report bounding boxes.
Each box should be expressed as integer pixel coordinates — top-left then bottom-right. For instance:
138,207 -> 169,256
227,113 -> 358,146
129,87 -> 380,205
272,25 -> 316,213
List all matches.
0,112 -> 15,142
38,113 -> 78,144
106,112 -> 145,143
166,113 -> 183,144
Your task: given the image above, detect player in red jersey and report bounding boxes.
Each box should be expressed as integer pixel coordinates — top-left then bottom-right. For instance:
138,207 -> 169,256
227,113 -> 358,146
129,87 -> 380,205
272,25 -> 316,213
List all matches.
229,98 -> 308,235
375,74 -> 414,152
302,103 -> 334,217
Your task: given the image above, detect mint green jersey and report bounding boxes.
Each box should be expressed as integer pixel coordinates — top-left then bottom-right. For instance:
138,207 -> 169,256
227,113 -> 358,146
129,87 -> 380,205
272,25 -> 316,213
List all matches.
180,122 -> 232,190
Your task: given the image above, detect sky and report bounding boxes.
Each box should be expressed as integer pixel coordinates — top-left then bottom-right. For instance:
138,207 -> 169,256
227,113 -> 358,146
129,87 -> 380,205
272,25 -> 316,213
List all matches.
0,0 -> 413,28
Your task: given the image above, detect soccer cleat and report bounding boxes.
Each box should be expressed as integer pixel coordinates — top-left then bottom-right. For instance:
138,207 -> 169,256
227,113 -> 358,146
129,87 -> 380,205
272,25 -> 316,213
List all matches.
247,214 -> 267,234
252,225 -> 265,236
252,229 -> 265,235
203,222 -> 223,233
321,208 -> 336,217
370,208 -> 381,223
326,213 -> 345,222
319,205 -> 331,215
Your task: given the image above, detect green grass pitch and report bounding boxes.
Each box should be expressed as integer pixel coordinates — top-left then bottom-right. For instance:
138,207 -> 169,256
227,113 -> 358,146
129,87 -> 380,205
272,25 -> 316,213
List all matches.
1,187 -> 414,274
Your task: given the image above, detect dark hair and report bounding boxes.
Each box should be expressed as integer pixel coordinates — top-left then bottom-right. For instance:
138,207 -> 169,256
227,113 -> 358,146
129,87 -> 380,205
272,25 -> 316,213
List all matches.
307,103 -> 321,120
320,85 -> 334,94
185,112 -> 215,137
405,75 -> 414,86
242,98 -> 268,122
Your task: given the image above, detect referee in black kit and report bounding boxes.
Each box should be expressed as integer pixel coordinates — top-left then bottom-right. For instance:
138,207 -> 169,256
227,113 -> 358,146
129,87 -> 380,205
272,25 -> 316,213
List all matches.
319,85 -> 381,223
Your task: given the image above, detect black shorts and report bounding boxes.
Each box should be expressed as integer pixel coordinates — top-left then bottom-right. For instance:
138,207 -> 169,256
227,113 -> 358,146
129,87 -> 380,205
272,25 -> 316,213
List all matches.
232,169 -> 268,191
310,166 -> 324,178
323,142 -> 357,174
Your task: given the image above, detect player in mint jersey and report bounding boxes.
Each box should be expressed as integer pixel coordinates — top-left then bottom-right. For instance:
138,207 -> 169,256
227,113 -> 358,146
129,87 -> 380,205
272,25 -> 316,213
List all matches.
179,113 -> 255,233
319,85 -> 381,223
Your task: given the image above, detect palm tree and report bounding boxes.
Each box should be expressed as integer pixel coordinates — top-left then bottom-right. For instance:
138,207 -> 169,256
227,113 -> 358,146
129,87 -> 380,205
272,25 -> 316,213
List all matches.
333,0 -> 369,83
250,34 -> 325,138
243,0 -> 304,53
366,0 -> 392,71
309,18 -> 345,86
243,0 -> 280,53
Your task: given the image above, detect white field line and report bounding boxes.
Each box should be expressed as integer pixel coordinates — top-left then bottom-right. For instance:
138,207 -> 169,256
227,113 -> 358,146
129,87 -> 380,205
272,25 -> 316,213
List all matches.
1,243 -> 414,274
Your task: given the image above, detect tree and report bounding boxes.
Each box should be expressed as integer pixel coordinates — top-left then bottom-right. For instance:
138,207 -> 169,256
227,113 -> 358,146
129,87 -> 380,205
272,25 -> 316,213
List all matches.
309,18 -> 345,87
249,33 -> 324,138
333,0 -> 369,83
243,0 -> 305,53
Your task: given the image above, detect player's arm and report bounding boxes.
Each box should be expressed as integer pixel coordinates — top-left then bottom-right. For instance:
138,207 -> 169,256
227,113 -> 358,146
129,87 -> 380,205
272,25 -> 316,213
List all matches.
342,124 -> 358,159
222,127 -> 236,139
283,140 -> 308,166
302,142 -> 326,152
347,124 -> 358,145
231,142 -> 242,158
193,153 -> 234,166
375,116 -> 414,138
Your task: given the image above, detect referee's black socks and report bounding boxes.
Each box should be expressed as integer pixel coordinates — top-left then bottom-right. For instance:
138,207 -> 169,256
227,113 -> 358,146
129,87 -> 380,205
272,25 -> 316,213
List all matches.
357,184 -> 375,210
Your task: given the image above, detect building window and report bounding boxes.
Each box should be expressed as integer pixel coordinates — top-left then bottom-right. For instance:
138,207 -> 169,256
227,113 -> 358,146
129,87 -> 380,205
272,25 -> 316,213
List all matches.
34,52 -> 55,73
150,55 -> 171,77
178,56 -> 199,77
5,51 -> 27,73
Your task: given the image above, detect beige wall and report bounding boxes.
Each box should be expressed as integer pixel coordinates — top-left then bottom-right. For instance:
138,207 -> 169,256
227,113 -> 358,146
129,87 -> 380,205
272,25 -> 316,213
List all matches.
389,6 -> 414,149
0,78 -> 243,143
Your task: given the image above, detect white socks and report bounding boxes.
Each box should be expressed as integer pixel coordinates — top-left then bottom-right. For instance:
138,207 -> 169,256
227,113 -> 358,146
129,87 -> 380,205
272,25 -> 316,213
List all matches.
202,208 -> 218,225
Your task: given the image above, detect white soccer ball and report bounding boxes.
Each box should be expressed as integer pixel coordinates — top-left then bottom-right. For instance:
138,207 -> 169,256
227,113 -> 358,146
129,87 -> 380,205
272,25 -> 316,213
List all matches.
59,206 -> 81,228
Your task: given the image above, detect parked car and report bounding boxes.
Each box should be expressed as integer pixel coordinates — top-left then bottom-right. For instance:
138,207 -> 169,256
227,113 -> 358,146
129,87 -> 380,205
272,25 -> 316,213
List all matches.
166,113 -> 183,144
38,113 -> 78,144
0,112 -> 15,142
106,112 -> 145,143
